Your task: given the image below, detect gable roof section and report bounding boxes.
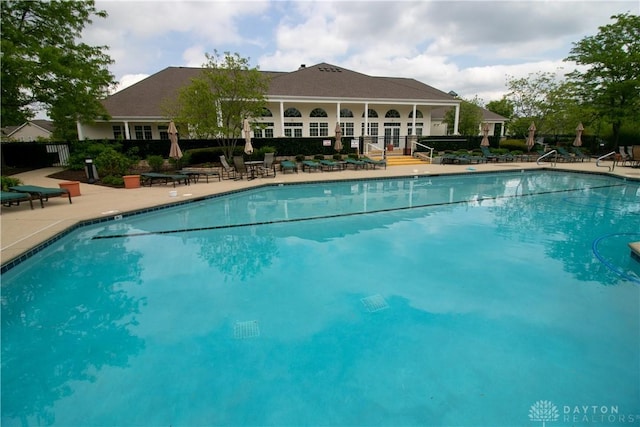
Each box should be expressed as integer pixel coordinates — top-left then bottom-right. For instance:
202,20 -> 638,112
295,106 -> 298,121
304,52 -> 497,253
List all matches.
101,63 -> 457,118
268,63 -> 454,101
3,120 -> 54,137
102,67 -> 203,118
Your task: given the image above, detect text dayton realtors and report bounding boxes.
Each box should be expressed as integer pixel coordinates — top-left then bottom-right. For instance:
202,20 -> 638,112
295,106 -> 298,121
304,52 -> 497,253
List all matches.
563,405 -> 637,424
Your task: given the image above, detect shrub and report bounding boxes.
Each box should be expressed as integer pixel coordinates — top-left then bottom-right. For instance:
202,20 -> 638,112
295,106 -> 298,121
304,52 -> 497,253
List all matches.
168,151 -> 192,169
187,147 -> 244,164
68,141 -> 122,170
295,154 -> 305,162
95,148 -> 133,177
146,155 -> 165,172
332,154 -> 343,160
100,175 -> 124,186
500,139 -> 528,152
1,176 -> 21,191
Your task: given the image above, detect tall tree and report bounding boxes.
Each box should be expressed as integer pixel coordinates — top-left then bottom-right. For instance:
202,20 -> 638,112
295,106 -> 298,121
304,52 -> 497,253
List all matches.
564,13 -> 640,147
170,51 -> 269,159
504,71 -> 560,137
1,0 -> 115,137
485,97 -> 514,120
444,96 -> 483,136
486,97 -> 514,134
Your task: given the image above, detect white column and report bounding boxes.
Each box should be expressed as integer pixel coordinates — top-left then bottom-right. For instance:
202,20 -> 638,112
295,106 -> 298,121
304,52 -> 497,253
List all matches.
453,105 -> 460,135
412,104 -> 417,134
364,102 -> 369,136
279,101 -> 285,137
336,102 -> 341,130
124,121 -> 131,139
76,121 -> 84,140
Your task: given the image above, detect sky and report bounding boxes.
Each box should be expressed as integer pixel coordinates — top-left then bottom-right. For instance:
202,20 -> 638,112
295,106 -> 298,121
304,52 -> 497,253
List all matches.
85,0 -> 639,104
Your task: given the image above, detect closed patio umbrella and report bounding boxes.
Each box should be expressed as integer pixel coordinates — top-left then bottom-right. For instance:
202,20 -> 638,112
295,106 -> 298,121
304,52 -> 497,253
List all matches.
480,123 -> 490,147
334,122 -> 343,152
168,121 -> 183,162
526,122 -> 536,152
573,123 -> 584,147
243,119 -> 253,155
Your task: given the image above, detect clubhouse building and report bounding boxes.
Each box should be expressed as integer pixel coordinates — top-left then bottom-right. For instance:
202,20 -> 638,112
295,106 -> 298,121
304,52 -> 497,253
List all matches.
77,63 -> 505,150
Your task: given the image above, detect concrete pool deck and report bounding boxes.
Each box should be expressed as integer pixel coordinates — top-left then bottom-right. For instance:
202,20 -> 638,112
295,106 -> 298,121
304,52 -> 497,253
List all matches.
2,159 -> 639,266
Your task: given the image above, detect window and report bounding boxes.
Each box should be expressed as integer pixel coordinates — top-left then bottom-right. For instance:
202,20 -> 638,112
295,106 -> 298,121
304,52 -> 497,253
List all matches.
284,122 -> 303,137
134,125 -> 152,140
408,110 -> 424,118
385,109 -> 400,118
342,122 -> 354,137
284,107 -> 302,117
362,109 -> 378,118
340,108 -> 354,118
158,125 -> 168,140
310,108 -> 328,118
310,122 -> 329,137
254,122 -> 274,138
361,122 -> 378,136
112,125 -> 125,139
407,122 -> 423,136
260,108 -> 273,117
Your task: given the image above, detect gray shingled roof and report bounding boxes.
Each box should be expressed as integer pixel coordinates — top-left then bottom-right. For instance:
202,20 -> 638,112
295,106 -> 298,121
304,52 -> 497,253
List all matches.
431,106 -> 507,121
102,63 -> 456,118
268,63 -> 454,100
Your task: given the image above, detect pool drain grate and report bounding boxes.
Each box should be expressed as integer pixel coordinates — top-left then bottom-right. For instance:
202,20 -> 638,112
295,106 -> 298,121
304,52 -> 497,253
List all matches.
361,294 -> 389,312
234,320 -> 260,339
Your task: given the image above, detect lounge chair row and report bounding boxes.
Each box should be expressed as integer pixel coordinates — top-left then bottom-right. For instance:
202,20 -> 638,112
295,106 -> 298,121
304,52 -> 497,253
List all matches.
284,157 -> 386,173
1,185 -> 72,209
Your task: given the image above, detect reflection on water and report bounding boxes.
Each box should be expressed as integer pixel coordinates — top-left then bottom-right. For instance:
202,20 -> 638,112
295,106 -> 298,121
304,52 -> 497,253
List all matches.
1,237 -> 146,424
1,171 -> 638,425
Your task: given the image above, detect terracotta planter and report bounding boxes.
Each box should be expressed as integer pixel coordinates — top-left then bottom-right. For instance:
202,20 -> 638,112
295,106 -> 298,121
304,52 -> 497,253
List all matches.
123,175 -> 141,189
59,181 -> 81,197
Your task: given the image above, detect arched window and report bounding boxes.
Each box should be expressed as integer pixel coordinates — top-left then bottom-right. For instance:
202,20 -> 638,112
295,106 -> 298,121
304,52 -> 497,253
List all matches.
309,107 -> 328,136
310,108 -> 328,117
361,109 -> 378,118
340,108 -> 354,118
260,108 -> 273,117
408,110 -> 423,118
284,107 -> 302,117
385,109 -> 400,118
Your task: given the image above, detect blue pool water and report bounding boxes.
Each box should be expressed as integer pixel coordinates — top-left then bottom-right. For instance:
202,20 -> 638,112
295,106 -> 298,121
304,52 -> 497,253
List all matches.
2,170 -> 639,426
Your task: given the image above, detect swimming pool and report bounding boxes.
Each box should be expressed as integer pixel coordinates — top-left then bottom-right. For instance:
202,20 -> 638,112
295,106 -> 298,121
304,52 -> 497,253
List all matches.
2,170 -> 639,426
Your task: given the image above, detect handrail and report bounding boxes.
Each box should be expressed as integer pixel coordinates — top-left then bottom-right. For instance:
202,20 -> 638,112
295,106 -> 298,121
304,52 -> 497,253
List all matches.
537,150 -> 557,166
411,141 -> 434,163
364,142 -> 389,158
364,142 -> 382,156
596,151 -> 617,172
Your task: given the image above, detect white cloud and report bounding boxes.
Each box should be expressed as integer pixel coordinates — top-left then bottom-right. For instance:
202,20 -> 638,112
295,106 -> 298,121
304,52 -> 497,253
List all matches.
182,45 -> 208,67
83,0 -> 637,104
112,73 -> 149,93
